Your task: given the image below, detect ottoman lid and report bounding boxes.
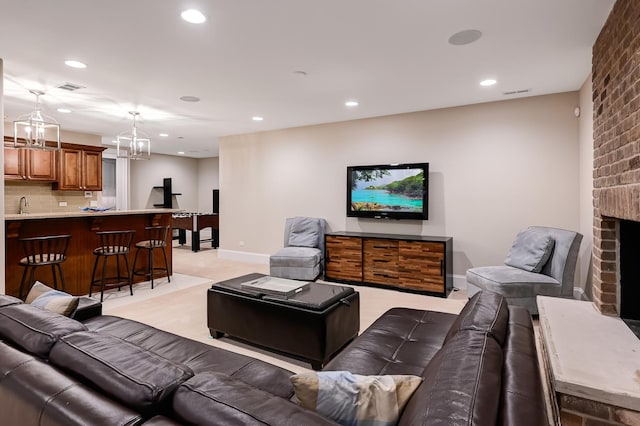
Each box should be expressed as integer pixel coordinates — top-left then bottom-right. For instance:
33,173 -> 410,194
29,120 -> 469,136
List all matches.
263,283 -> 355,311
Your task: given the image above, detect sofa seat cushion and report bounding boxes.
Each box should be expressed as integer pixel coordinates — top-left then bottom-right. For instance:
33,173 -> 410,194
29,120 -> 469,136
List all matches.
399,330 -> 503,426
0,304 -> 87,358
270,247 -> 321,267
83,315 -> 295,399
324,308 -> 457,376
444,290 -> 509,345
466,266 -> 561,297
49,331 -> 194,417
173,372 -> 336,426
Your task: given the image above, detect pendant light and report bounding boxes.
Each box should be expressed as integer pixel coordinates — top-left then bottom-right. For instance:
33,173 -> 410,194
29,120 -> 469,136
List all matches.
116,111 -> 151,160
13,90 -> 61,150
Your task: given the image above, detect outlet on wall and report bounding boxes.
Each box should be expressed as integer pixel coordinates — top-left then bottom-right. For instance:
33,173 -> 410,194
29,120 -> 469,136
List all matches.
84,191 -> 92,198
59,201 -> 67,207
90,201 -> 98,207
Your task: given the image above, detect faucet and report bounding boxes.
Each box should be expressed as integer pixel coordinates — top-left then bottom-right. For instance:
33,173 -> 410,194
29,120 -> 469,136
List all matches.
19,196 -> 29,215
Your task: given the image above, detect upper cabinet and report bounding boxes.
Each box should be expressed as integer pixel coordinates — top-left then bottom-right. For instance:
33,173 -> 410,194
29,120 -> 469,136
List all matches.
3,141 -> 57,182
53,146 -> 104,191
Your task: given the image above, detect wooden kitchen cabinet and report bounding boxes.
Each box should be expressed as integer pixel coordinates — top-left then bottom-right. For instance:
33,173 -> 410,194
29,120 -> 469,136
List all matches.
325,232 -> 453,297
4,141 -> 57,182
53,145 -> 104,191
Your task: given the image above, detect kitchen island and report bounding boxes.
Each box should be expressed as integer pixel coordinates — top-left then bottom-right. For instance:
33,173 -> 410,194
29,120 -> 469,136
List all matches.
5,209 -> 175,298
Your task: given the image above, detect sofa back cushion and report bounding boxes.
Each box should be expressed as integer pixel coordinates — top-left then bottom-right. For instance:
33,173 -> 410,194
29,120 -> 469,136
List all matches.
444,290 -> 509,346
0,294 -> 23,308
499,306 -> 547,426
0,341 -> 144,426
49,331 -> 194,417
0,304 -> 87,358
399,330 -> 503,426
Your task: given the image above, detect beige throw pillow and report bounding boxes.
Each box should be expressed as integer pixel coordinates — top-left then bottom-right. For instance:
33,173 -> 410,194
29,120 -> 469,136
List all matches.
26,281 -> 79,317
291,371 -> 422,426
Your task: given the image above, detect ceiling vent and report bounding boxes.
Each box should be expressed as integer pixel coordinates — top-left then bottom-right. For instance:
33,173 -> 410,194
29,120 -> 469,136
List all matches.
56,82 -> 85,91
503,89 -> 531,96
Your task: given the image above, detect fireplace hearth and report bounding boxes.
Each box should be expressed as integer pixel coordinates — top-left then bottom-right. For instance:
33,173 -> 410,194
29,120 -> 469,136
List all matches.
620,220 -> 640,339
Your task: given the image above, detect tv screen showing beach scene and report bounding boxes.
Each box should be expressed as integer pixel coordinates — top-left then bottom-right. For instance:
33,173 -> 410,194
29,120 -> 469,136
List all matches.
347,163 -> 429,220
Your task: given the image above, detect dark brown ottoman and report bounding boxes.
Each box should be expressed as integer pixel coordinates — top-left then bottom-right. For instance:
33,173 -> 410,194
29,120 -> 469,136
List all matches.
207,273 -> 360,370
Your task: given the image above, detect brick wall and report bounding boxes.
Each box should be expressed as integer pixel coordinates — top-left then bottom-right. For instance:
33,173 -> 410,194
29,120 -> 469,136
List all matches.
592,0 -> 640,315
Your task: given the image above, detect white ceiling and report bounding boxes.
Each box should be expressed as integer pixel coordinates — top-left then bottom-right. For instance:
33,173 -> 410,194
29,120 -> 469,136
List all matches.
0,0 -> 615,158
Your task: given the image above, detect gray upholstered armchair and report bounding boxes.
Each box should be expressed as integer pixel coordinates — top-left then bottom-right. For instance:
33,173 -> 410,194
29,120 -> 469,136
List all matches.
466,226 -> 583,315
269,217 -> 327,281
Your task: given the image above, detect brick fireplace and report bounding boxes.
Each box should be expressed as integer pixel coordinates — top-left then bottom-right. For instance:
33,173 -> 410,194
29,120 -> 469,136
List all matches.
536,2 -> 640,425
592,0 -> 640,318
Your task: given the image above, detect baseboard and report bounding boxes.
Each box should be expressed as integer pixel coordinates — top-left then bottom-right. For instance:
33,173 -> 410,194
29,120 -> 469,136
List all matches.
217,249 -> 270,264
453,274 -> 467,291
573,287 -> 589,301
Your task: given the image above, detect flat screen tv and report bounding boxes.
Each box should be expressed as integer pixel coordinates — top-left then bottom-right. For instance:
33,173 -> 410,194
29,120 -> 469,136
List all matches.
347,162 -> 429,220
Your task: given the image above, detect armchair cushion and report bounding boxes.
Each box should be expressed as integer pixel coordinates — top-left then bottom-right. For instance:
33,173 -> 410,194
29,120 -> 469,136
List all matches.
271,247 -> 322,268
504,229 -> 555,273
466,266 -> 560,298
288,217 -> 321,248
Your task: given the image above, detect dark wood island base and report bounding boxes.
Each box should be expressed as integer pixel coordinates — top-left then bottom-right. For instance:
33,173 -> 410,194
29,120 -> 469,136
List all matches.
5,210 -> 174,298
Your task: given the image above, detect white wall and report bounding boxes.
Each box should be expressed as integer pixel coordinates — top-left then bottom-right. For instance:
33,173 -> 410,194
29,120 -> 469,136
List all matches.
197,157 -> 220,212
219,92 -> 582,280
578,76 -> 594,299
129,154 -> 199,211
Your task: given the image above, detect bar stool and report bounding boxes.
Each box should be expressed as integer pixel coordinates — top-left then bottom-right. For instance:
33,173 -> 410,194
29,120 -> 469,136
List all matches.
132,226 -> 171,288
18,234 -> 72,300
89,230 -> 136,302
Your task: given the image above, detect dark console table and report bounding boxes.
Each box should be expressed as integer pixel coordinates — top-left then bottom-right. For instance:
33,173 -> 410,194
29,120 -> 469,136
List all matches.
325,231 -> 453,298
172,213 -> 219,252
207,273 -> 360,369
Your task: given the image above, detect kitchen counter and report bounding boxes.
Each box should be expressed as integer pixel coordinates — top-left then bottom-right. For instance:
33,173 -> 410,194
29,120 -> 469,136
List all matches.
5,210 -> 174,298
5,208 -> 178,220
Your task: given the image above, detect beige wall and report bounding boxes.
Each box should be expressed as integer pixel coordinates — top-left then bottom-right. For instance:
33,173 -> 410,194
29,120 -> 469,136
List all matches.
578,76 -> 594,299
219,92 -> 582,281
129,154 -> 200,211
197,157 -> 220,212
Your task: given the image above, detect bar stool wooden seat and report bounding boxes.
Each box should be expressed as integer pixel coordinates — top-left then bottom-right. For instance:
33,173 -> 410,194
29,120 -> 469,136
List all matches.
132,226 -> 171,288
89,230 -> 136,302
18,234 -> 71,300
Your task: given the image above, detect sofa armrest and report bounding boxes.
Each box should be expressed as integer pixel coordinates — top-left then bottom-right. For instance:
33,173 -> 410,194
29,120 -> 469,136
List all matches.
71,297 -> 103,322
173,372 -> 337,426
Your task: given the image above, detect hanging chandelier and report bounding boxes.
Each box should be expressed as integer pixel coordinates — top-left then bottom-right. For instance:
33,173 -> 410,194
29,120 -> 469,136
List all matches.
116,111 -> 151,160
13,90 -> 61,150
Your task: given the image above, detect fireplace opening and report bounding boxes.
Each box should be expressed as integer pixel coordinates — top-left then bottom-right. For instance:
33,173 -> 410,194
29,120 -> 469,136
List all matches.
619,220 -> 640,339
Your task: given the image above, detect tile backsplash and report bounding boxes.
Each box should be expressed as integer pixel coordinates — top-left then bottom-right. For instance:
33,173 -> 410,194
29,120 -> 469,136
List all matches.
4,181 -> 101,214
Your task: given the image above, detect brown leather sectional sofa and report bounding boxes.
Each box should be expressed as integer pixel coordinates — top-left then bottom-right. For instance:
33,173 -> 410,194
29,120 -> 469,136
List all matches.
0,290 -> 546,425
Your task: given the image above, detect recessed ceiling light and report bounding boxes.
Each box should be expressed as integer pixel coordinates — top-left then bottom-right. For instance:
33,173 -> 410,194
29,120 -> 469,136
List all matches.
57,108 -> 71,113
252,116 -> 264,121
178,151 -> 185,155
64,60 -> 87,69
480,79 -> 497,86
181,9 -> 206,24
345,100 -> 359,107
180,96 -> 200,102
159,133 -> 169,137
448,30 -> 482,46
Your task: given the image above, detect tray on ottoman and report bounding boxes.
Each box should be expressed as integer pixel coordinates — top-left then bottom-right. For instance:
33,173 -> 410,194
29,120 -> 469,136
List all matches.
207,273 -> 360,370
